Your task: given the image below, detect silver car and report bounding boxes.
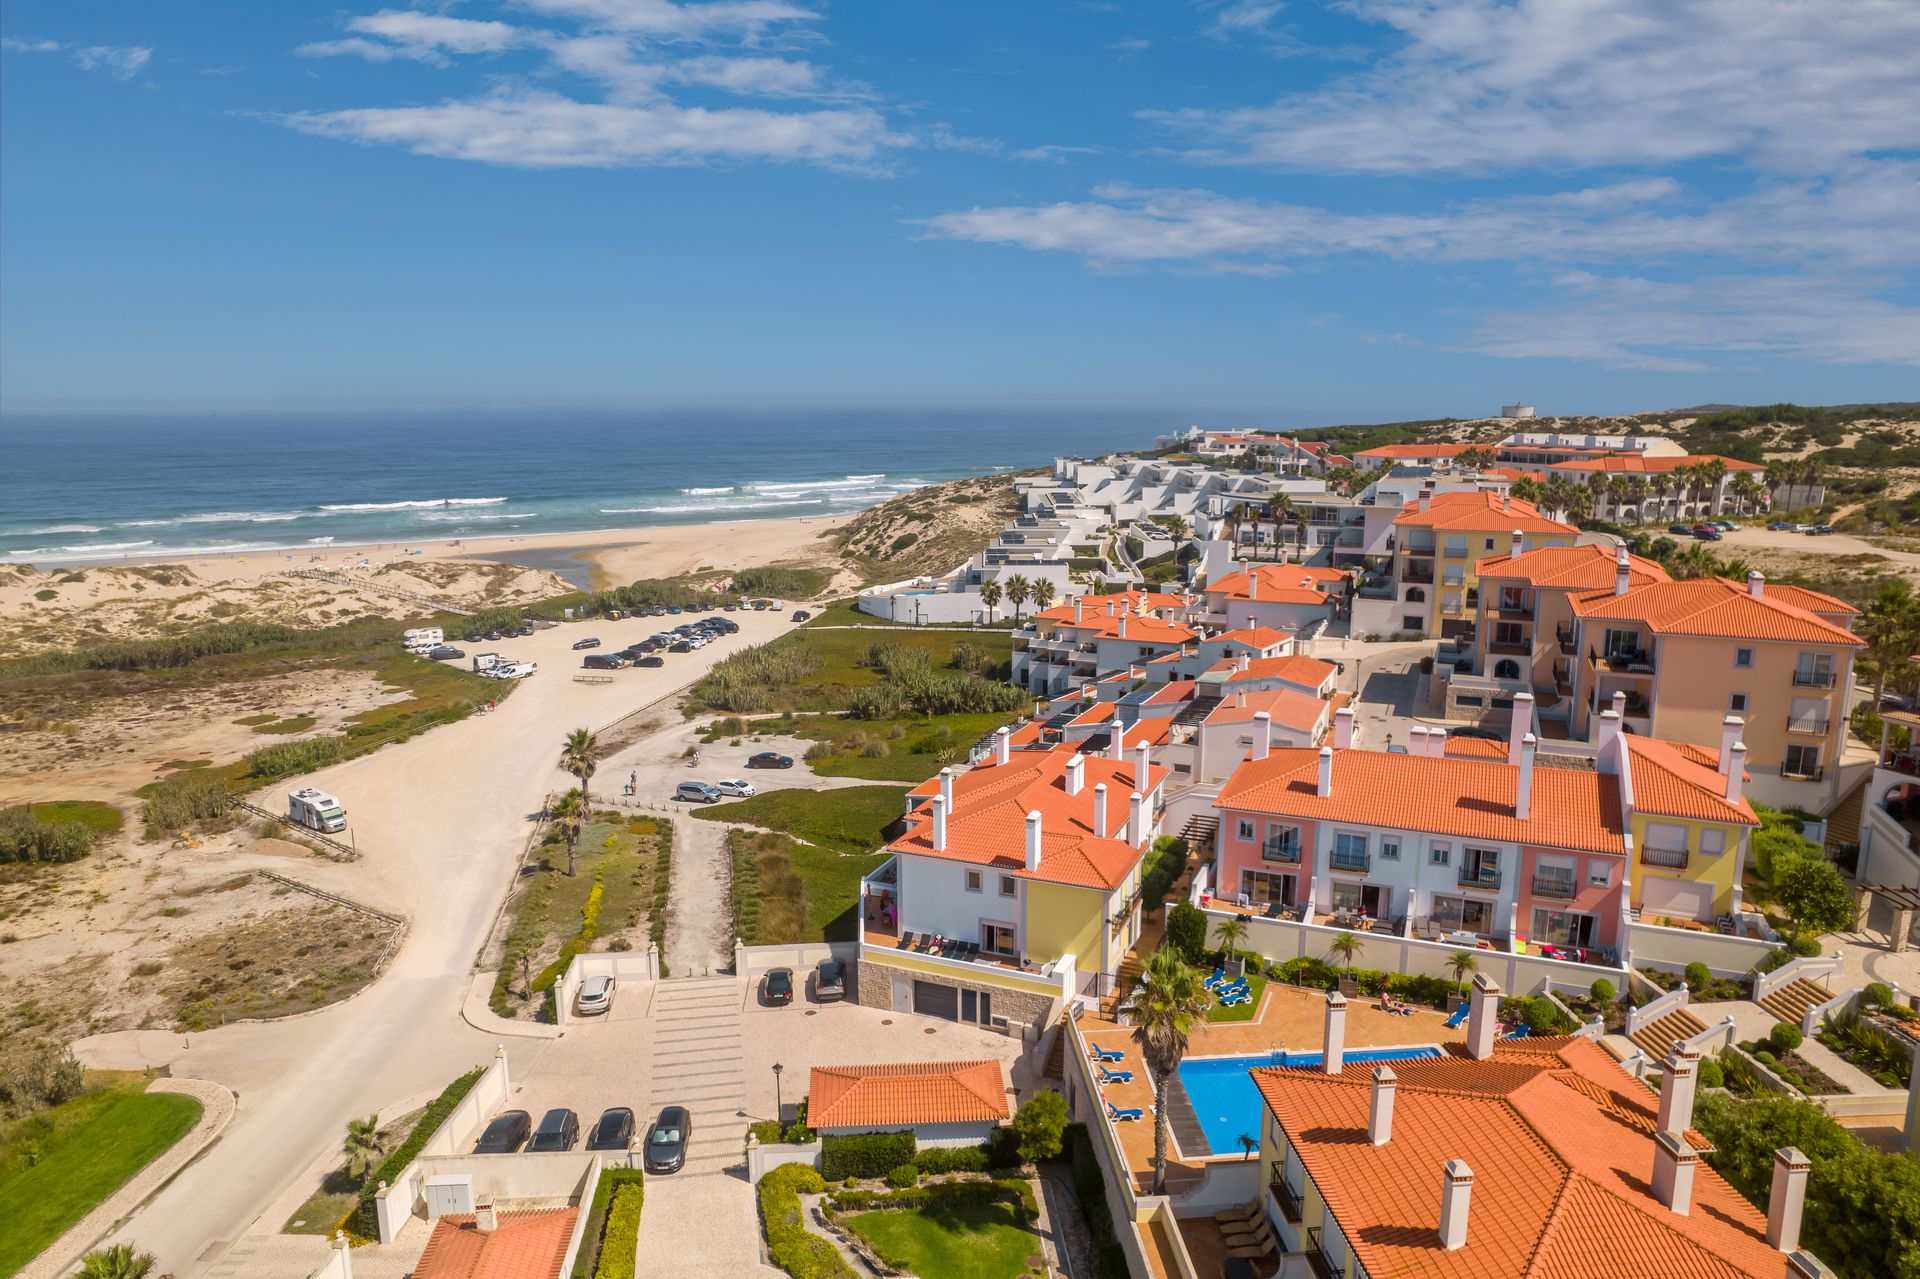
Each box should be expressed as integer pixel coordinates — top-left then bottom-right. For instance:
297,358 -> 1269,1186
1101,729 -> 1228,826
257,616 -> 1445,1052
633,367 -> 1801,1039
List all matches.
576,974 -> 616,1016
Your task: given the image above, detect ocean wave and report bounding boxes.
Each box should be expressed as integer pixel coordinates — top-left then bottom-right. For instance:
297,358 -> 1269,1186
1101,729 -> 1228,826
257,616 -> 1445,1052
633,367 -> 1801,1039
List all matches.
610,498 -> 830,516
318,497 -> 508,512
412,511 -> 536,523
745,474 -> 889,495
28,524 -> 104,534
119,511 -> 304,527
679,486 -> 734,496
308,536 -> 336,545
12,539 -> 156,556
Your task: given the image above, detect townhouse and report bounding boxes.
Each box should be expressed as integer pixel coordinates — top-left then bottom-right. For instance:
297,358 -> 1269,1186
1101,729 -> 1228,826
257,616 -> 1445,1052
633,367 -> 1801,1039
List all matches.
1009,591 -> 1198,696
1381,489 -> 1578,639
856,732 -> 1168,1027
1544,452 -> 1768,521
1353,442 -> 1474,471
1196,562 -> 1350,634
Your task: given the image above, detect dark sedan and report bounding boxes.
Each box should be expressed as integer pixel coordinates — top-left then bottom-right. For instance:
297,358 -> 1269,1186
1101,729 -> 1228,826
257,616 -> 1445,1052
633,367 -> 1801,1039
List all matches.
527,1108 -> 580,1152
572,637 -> 602,650
587,1107 -> 636,1151
763,968 -> 794,1006
644,1105 -> 693,1174
473,1110 -> 532,1154
747,752 -> 795,769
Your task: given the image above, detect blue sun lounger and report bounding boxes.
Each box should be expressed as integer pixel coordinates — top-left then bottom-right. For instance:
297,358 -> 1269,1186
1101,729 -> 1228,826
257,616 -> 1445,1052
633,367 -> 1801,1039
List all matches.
1106,1099 -> 1144,1122
1203,966 -> 1227,989
1096,1062 -> 1135,1085
1503,1023 -> 1530,1039
1089,1043 -> 1125,1064
1220,987 -> 1252,1008
1444,1003 -> 1470,1028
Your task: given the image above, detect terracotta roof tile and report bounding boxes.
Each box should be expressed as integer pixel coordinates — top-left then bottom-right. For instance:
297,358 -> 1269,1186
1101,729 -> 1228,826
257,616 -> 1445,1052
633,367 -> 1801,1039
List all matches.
1624,737 -> 1759,825
1213,626 -> 1293,650
1476,544 -> 1671,590
415,1209 -> 578,1279
1762,582 -> 1859,618
1204,654 -> 1337,689
1392,490 -> 1576,535
1205,687 -> 1329,734
1203,564 -> 1349,604
1356,443 -> 1473,459
1569,577 -> 1864,645
1545,453 -> 1765,474
809,1060 -> 1008,1129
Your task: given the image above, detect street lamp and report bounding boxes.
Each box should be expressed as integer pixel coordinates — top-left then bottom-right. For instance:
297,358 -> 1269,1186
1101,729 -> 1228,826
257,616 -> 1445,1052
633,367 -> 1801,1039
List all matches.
772,1062 -> 784,1124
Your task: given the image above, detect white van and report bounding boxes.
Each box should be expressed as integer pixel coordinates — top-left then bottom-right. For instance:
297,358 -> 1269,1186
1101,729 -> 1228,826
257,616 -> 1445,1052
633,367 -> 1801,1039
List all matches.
495,660 -> 537,679
288,787 -> 347,834
404,626 -> 444,649
472,652 -> 502,673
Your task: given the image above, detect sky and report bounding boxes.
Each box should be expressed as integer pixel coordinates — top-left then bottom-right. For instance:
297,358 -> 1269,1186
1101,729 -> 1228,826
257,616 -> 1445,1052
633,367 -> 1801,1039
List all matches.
2,0 -> 1917,424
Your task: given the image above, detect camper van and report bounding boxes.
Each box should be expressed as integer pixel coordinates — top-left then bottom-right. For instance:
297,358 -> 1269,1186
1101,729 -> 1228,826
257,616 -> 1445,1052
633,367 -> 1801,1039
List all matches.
403,627 -> 444,651
288,788 -> 347,834
472,652 -> 502,673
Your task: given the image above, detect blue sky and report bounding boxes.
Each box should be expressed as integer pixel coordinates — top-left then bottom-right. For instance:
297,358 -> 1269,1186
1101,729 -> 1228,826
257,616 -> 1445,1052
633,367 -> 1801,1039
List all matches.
3,0 -> 1917,423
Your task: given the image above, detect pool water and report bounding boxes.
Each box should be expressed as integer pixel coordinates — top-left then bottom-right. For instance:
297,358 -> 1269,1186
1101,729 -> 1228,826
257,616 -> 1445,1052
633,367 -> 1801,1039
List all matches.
1178,1047 -> 1442,1154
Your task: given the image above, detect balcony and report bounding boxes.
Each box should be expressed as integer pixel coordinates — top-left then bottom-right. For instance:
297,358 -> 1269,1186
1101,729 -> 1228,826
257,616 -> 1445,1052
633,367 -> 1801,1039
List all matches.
1262,838 -> 1302,865
1458,864 -> 1503,891
1488,639 -> 1531,656
1553,662 -> 1572,695
1785,716 -> 1831,736
1532,873 -> 1578,899
1556,624 -> 1575,655
1270,1174 -> 1304,1224
1641,845 -> 1690,870
1401,563 -> 1435,585
1304,1229 -> 1342,1279
1590,648 -> 1655,675
1792,669 -> 1837,688
1329,850 -> 1370,875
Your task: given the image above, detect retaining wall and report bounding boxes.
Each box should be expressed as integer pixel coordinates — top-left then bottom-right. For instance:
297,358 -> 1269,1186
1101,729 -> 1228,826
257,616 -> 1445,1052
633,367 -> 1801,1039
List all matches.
1630,920 -> 1778,979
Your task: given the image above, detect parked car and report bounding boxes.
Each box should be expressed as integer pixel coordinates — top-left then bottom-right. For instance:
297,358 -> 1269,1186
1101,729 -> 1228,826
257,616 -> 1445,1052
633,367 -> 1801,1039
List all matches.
1769,520 -> 1795,531
573,637 -> 602,651
1805,524 -> 1835,535
1714,520 -> 1739,531
1694,528 -> 1723,541
643,1105 -> 692,1174
814,956 -> 846,1001
763,967 -> 794,1006
715,779 -> 756,798
633,654 -> 666,667
1666,524 -> 1691,535
675,781 -> 723,804
747,752 -> 794,769
516,623 -> 535,637
474,1110 -> 532,1154
669,640 -> 693,653
527,1108 -> 580,1153
576,974 -> 616,1015
587,1107 -> 636,1151
792,610 -> 811,623
583,653 -> 628,670
427,645 -> 465,661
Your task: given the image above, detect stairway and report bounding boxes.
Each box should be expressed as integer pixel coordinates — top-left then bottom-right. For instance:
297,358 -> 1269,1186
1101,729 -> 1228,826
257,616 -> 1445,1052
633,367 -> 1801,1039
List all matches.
645,976 -> 748,1176
1822,778 -> 1868,852
1628,1006 -> 1708,1058
1101,951 -> 1146,1018
1758,978 -> 1832,1028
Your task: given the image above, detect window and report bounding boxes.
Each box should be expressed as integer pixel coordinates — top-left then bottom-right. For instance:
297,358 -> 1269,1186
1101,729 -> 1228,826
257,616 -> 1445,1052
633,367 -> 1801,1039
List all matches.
1494,659 -> 1521,680
1403,615 -> 1423,631
1445,535 -> 1467,556
1701,828 -> 1726,856
1429,841 -> 1451,866
1335,832 -> 1368,858
965,870 -> 982,893
1604,628 -> 1641,659
1484,538 -> 1497,551
1646,823 -> 1688,853
981,923 -> 1017,955
1729,692 -> 1749,714
1236,819 -> 1254,841
999,875 -> 1017,898
1460,848 -> 1501,888
1494,622 -> 1525,646
1587,862 -> 1612,887
1734,647 -> 1754,669
1784,744 -> 1822,779
1380,837 -> 1400,861
1405,587 -> 1426,603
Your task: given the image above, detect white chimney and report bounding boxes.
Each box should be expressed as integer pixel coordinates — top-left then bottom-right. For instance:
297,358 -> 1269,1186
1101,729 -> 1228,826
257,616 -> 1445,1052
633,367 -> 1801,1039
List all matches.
1248,571 -> 1260,601
1768,1147 -> 1811,1252
1093,782 -> 1109,839
1409,726 -> 1429,758
1418,489 -> 1432,513
993,727 -> 1010,767
474,1198 -> 499,1233
1127,790 -> 1146,847
1652,1131 -> 1698,1216
1025,810 -> 1043,871
1119,613 -> 1129,639
1611,690 -> 1627,722
1316,746 -> 1333,797
1438,1160 -> 1474,1250
1502,492 -> 1513,514
1252,711 -> 1271,760
1719,716 -> 1743,774
1428,727 -> 1447,757
1467,973 -> 1502,1060
1074,595 -> 1084,624
1066,752 -> 1085,796
939,766 -> 955,810
1323,990 -> 1347,1075
1509,529 -> 1524,559
1615,545 -> 1632,596
1727,742 -> 1748,803
1369,1065 -> 1396,1145
1596,708 -> 1621,753
1507,691 -> 1535,765
1238,652 -> 1251,672
1657,1043 -> 1701,1135
1110,716 -> 1128,762
1133,740 -> 1151,787
1333,706 -> 1355,750
931,795 -> 948,851
1516,733 -> 1537,819
1748,571 -> 1765,598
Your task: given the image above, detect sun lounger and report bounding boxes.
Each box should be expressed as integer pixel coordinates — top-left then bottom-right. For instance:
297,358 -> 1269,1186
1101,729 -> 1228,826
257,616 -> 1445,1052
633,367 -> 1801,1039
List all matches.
1090,1043 -> 1125,1064
1214,1202 -> 1262,1228
896,931 -> 916,950
1444,1003 -> 1470,1028
1504,1023 -> 1530,1039
1220,990 -> 1251,1008
1105,1099 -> 1144,1122
1203,966 -> 1227,989
1222,1217 -> 1275,1248
1096,1063 -> 1134,1085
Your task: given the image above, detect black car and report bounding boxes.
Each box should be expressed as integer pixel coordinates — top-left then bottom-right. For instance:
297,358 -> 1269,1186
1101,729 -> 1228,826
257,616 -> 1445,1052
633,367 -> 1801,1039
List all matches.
517,624 -> 536,636
1667,524 -> 1691,535
587,1107 -> 636,1151
427,645 -> 465,661
474,1110 -> 532,1154
748,752 -> 795,769
792,610 -> 811,622
763,968 -> 795,1006
633,655 -> 665,667
527,1108 -> 580,1152
583,653 -> 628,670
670,640 -> 693,653
644,1105 -> 692,1174
1694,528 -> 1723,541
573,637 -> 602,650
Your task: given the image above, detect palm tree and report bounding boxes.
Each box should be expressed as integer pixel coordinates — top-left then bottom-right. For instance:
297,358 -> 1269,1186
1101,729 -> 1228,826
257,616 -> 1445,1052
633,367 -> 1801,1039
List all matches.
1294,514 -> 1309,558
559,727 -> 601,823
1446,950 -> 1478,998
343,1113 -> 386,1182
1624,477 -> 1650,523
1126,948 -> 1212,1193
79,1247 -> 155,1279
553,787 -> 585,877
1861,581 -> 1920,709
1457,444 -> 1496,471
1005,574 -> 1033,620
1214,916 -> 1249,968
979,578 -> 1002,623
1648,474 -> 1672,521
1669,543 -> 1719,580
1265,495 -> 1293,560
1585,471 -> 1610,517
1032,579 -> 1057,613
1508,476 -> 1544,506
1328,930 -> 1362,981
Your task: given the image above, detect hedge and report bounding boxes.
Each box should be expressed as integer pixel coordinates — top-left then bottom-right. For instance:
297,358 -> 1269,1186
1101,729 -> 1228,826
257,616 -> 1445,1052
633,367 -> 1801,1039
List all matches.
349,1067 -> 486,1236
1065,1124 -> 1130,1279
820,1130 -> 916,1180
1269,957 -> 1456,1008
594,1182 -> 646,1279
826,1177 -> 1038,1225
913,1145 -> 990,1175
758,1164 -> 856,1279
571,1167 -> 646,1279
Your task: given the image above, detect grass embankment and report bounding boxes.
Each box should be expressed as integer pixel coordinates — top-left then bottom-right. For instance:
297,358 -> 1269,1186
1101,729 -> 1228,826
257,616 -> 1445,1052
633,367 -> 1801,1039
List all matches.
692,624 -> 1013,716
491,814 -> 667,1020
728,829 -> 890,944
0,801 -> 123,866
165,901 -> 397,1031
844,1203 -> 1038,1279
786,712 -> 1015,782
0,1083 -> 202,1275
695,786 -> 905,856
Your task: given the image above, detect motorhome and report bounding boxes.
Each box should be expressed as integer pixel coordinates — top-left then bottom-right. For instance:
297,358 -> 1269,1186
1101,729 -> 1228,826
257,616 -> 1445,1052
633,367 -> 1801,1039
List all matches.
472,652 -> 502,673
403,626 -> 444,650
288,788 -> 347,834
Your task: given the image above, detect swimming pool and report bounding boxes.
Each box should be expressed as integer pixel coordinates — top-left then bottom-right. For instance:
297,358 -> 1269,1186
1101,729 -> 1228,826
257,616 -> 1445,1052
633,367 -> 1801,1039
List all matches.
1177,1047 -> 1442,1154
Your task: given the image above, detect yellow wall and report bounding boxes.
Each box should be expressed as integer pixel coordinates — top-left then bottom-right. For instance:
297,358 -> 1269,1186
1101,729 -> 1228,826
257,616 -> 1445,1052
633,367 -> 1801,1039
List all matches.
1629,813 -> 1747,916
1025,879 -> 1104,974
1650,635 -> 1853,777
1417,528 -> 1574,633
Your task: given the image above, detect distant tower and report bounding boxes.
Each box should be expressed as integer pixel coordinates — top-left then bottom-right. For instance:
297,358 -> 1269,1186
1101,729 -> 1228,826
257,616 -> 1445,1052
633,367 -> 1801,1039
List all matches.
1501,404 -> 1536,419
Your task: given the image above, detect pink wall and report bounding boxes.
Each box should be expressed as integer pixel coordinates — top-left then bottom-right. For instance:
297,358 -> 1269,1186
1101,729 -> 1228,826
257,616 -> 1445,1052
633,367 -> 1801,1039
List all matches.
1515,847 -> 1625,948
1213,805 -> 1318,906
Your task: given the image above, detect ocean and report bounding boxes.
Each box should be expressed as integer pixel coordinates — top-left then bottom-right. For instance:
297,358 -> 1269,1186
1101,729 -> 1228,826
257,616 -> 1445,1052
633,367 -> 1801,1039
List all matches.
0,408 -> 1171,566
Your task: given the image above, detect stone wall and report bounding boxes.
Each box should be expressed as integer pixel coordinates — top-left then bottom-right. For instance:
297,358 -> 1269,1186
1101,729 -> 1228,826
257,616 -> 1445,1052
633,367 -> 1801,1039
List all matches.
855,958 -> 1057,1030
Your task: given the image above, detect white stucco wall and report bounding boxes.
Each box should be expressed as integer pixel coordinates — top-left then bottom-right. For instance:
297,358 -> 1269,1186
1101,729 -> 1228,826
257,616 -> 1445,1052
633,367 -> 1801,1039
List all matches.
897,852 -> 1025,951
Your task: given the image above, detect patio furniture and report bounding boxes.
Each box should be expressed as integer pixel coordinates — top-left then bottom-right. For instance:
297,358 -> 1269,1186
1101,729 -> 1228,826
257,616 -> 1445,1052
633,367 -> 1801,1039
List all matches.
896,931 -> 916,950
1203,966 -> 1228,990
1090,1044 -> 1125,1064
1214,1202 -> 1262,1229
1444,1003 -> 1470,1029
1222,1216 -> 1273,1248
1503,1024 -> 1530,1040
1224,1259 -> 1256,1279
1096,1063 -> 1135,1085
1106,1100 -> 1144,1122
1220,988 -> 1252,1008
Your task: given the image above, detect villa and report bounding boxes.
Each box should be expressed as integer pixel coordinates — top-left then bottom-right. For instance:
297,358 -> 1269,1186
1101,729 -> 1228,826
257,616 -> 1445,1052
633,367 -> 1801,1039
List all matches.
1195,562 -> 1350,635
807,1060 -> 1010,1147
1376,487 -> 1578,640
1009,591 -> 1198,696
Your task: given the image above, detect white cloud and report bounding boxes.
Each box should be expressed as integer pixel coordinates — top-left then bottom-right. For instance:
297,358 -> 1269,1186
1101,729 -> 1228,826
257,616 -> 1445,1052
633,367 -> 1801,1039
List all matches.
1201,1 -> 1284,38
7,39 -> 152,78
1012,144 -> 1109,163
280,91 -> 899,170
351,11 -> 523,54
298,36 -> 449,65
1107,38 -> 1150,55
511,0 -> 819,38
671,54 -> 823,97
2,37 -> 65,53
1153,0 -> 1920,173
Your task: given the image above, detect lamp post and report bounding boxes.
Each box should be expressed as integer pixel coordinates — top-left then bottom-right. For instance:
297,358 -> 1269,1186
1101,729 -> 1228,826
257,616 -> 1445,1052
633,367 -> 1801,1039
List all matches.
772,1062 -> 784,1125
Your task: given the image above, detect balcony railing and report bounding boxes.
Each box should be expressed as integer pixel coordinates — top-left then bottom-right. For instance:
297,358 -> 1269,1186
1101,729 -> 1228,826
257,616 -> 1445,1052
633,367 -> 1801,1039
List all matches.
1402,565 -> 1435,585
1489,640 -> 1531,656
1556,624 -> 1575,654
1532,873 -> 1578,899
1270,1173 -> 1304,1223
1785,716 -> 1831,736
1329,850 -> 1370,874
1458,864 -> 1503,891
1304,1229 -> 1341,1279
1782,763 -> 1826,782
1262,838 -> 1302,865
1792,669 -> 1836,688
1641,845 -> 1690,870
1591,648 -> 1656,674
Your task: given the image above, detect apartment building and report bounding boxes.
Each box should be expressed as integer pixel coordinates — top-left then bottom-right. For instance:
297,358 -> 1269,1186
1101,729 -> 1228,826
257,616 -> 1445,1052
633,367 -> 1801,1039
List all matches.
1253,1010 -> 1818,1279
1545,453 -> 1768,521
1493,430 -> 1687,474
1009,591 -> 1198,697
1380,489 -> 1578,639
1352,442 -> 1474,471
1196,562 -> 1350,633
856,733 -> 1167,1026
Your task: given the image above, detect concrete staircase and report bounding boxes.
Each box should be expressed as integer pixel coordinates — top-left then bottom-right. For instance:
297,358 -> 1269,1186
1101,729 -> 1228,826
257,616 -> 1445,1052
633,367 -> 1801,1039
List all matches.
645,976 -> 748,1176
1101,951 -> 1146,1018
1758,977 -> 1832,1028
1823,778 -> 1868,852
1628,1006 -> 1709,1058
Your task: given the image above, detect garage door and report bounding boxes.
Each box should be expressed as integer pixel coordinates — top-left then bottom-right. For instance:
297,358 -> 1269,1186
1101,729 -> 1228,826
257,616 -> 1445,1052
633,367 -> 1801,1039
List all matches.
912,980 -> 958,1021
1640,876 -> 1714,921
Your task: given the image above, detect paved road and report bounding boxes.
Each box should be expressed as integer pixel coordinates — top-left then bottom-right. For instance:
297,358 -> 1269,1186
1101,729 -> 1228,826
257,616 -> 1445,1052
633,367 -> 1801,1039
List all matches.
1722,525 -> 1920,573
76,611 -> 798,1277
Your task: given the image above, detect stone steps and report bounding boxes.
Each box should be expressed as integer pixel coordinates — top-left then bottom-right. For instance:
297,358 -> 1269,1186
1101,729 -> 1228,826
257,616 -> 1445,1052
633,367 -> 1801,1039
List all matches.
1628,1007 -> 1708,1058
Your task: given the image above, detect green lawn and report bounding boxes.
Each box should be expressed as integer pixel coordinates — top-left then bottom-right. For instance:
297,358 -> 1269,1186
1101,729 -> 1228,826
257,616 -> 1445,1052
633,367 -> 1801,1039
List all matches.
845,1203 -> 1040,1279
692,785 -> 907,856
19,801 -> 124,838
1205,973 -> 1268,1023
696,624 -> 1012,716
791,711 -> 1017,783
729,828 -> 890,943
0,1087 -> 202,1275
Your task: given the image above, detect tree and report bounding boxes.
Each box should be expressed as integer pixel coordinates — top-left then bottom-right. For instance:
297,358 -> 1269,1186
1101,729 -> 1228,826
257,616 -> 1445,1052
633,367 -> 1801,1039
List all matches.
559,727 -> 601,823
1010,1088 -> 1068,1162
1457,444 -> 1496,471
1165,900 -> 1208,962
1126,948 -> 1213,1194
1328,930 -> 1362,980
1031,578 -> 1057,613
1005,574 -> 1033,620
978,578 -> 1002,623
1265,495 -> 1293,560
1775,856 -> 1854,941
553,787 -> 585,877
1213,915 -> 1249,965
79,1247 -> 155,1279
1860,581 -> 1920,710
1446,949 -> 1478,996
1508,476 -> 1544,506
343,1112 -> 386,1182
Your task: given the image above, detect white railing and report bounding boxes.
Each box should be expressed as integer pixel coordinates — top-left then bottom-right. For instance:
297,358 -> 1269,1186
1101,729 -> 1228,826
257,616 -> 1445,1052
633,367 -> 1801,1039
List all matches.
1624,984 -> 1689,1037
1802,987 -> 1862,1038
1754,951 -> 1844,1004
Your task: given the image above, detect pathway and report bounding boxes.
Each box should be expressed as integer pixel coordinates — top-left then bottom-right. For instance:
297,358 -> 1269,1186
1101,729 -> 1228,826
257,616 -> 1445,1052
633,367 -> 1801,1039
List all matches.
667,817 -> 736,977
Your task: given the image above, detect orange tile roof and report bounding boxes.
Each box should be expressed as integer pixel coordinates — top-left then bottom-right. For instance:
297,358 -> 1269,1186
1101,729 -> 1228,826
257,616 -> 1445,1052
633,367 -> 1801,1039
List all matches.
1625,737 -> 1759,825
1356,442 -> 1473,459
1252,1037 -> 1782,1279
889,743 -> 1165,889
1213,626 -> 1293,650
1762,582 -> 1859,617
1545,453 -> 1765,474
809,1059 -> 1008,1130
1206,687 -> 1329,734
1475,543 -> 1671,590
1145,679 -> 1197,704
1029,590 -> 1193,625
1393,489 -> 1576,535
1442,736 -> 1509,759
1205,654 -> 1337,689
1217,747 -> 1626,854
415,1209 -> 578,1279
1569,577 -> 1864,645
1204,563 -> 1349,604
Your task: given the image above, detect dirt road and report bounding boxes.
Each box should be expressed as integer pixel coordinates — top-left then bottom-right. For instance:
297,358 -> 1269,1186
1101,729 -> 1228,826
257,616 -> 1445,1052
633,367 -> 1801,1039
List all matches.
1721,526 -> 1920,576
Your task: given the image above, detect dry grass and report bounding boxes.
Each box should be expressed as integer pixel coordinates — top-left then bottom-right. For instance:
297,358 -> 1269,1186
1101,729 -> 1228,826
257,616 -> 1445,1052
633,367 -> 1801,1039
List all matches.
162,898 -> 398,1031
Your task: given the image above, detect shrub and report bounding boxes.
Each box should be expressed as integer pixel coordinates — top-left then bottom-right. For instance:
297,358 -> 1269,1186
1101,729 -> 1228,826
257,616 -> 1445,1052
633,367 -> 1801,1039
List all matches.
1590,978 -> 1616,1002
749,1121 -> 785,1144
885,1164 -> 919,1188
1788,934 -> 1823,958
1166,901 -> 1208,962
758,1164 -> 855,1279
140,771 -> 233,839
1684,962 -> 1713,990
827,1178 -> 1038,1225
1863,982 -> 1895,1008
1140,837 -> 1188,908
1506,995 -> 1574,1036
820,1130 -> 916,1180
1011,1089 -> 1068,1162
350,1067 -> 486,1236
244,734 -> 345,782
1065,1124 -> 1129,1279
571,1168 -> 646,1279
1769,1022 -> 1804,1054
1697,1059 -> 1726,1089
593,1182 -> 645,1279
912,1145 -> 990,1175
0,807 -> 99,864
